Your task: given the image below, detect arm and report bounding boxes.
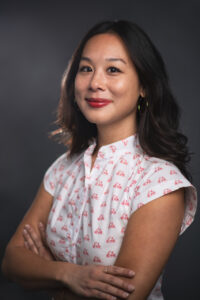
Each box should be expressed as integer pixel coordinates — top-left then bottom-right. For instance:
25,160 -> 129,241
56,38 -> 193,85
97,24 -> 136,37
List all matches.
2,183 -> 135,299
114,188 -> 185,300
22,222 -> 135,300
1,183 -> 63,289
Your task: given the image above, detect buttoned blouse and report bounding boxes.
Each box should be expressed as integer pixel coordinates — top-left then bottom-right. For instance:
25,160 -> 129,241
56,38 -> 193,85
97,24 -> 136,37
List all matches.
44,134 -> 197,300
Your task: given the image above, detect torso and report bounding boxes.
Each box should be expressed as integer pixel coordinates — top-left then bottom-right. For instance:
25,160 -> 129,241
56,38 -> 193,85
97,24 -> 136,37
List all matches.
44,134 -> 196,300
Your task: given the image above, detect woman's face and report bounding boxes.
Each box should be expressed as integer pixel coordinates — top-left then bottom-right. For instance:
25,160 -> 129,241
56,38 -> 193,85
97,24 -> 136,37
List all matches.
74,33 -> 144,131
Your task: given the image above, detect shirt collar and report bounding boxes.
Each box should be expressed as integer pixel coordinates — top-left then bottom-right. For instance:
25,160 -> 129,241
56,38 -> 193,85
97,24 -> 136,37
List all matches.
85,134 -> 140,159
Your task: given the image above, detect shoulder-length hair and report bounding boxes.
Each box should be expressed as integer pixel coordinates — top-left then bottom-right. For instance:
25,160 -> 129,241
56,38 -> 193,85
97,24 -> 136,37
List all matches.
55,20 -> 191,180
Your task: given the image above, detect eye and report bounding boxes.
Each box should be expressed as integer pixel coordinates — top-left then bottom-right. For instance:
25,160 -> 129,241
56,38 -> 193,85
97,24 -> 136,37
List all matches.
79,65 -> 92,72
107,66 -> 121,73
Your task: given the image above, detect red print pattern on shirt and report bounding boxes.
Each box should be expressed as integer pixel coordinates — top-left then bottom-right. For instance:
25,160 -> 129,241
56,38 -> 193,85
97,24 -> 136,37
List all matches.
44,135 -> 196,300
93,242 -> 101,248
83,248 -> 89,255
121,199 -> 129,206
143,179 -> 151,186
93,256 -> 102,263
108,222 -> 116,229
112,195 -> 119,201
106,236 -> 116,243
97,214 -> 104,221
57,215 -> 63,221
113,182 -> 122,189
111,208 -> 116,214
106,251 -> 116,258
158,176 -> 166,183
147,190 -> 156,197
116,170 -> 125,176
94,227 -> 103,234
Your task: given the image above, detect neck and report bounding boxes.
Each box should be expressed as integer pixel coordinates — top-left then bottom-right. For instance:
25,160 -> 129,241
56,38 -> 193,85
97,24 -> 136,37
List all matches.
94,120 -> 137,154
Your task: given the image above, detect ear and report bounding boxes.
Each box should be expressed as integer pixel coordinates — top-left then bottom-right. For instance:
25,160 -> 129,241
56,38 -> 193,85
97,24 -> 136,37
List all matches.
139,86 -> 146,98
140,90 -> 146,98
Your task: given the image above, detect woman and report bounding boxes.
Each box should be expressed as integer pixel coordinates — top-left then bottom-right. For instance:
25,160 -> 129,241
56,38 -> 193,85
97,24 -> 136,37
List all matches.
2,20 -> 197,300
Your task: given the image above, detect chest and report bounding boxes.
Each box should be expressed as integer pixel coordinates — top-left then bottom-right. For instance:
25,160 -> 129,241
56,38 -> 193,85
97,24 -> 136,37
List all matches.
46,153 -> 141,264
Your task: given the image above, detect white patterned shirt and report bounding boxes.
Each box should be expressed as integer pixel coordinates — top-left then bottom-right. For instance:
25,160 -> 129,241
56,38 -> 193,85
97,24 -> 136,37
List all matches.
44,134 -> 197,300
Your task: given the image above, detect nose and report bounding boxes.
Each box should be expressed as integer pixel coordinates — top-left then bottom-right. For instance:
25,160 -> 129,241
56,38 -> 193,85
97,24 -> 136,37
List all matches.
89,70 -> 106,91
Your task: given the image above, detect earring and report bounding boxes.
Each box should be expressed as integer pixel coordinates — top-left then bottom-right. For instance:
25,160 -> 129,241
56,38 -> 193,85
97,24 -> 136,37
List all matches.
137,96 -> 148,112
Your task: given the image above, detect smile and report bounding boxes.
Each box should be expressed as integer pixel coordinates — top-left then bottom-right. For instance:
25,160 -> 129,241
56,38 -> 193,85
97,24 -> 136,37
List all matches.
85,98 -> 112,108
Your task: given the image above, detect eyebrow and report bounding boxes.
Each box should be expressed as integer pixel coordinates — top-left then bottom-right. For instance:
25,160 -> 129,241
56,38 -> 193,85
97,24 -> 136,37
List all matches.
80,56 -> 127,64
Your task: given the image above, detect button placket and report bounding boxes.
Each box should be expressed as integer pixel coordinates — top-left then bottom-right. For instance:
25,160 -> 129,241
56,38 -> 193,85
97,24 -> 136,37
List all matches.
72,183 -> 88,244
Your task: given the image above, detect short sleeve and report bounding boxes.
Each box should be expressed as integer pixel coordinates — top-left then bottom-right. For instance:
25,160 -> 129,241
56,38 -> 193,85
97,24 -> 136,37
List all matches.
131,160 -> 197,235
43,153 -> 68,196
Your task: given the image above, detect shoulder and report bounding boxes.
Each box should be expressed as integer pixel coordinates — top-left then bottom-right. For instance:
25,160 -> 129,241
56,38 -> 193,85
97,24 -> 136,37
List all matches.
44,152 -> 69,177
130,154 -> 197,234
136,154 -> 191,191
43,150 -> 81,196
45,150 -> 82,174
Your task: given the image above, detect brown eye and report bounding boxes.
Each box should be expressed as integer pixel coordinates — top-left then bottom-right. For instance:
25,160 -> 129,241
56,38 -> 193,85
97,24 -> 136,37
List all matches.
79,66 -> 92,72
107,66 -> 121,73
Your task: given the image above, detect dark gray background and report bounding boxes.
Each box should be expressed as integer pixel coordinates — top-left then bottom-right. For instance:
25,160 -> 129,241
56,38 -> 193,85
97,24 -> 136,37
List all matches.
1,0 -> 200,299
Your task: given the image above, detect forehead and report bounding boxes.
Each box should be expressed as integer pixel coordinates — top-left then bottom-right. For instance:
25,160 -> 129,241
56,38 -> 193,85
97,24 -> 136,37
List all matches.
81,33 -> 131,62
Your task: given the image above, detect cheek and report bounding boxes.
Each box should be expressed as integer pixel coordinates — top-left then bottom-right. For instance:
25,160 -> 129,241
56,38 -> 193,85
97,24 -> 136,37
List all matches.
110,78 -> 140,99
74,75 -> 80,90
74,76 -> 84,98
109,79 -> 127,96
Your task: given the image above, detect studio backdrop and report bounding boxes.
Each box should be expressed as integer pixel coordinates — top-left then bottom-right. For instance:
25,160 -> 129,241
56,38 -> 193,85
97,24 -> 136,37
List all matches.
1,1 -> 200,299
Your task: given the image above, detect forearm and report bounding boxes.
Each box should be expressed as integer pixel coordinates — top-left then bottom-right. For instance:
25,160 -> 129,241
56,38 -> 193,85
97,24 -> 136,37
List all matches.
53,289 -> 85,300
113,270 -> 156,300
114,251 -> 164,300
2,245 -> 67,290
53,290 -> 97,300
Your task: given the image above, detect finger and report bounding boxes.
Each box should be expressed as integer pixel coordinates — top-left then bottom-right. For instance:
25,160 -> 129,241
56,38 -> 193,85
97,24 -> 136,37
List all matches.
24,241 -> 29,250
105,265 -> 135,277
83,288 -> 117,300
91,284 -> 130,300
23,228 -> 39,255
38,222 -> 47,245
102,274 -> 135,293
24,224 -> 44,254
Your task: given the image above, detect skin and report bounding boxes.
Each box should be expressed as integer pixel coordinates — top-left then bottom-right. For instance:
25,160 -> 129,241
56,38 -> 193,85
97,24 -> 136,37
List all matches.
2,183 -> 135,299
74,33 -> 145,156
23,187 -> 185,300
2,33 -> 185,300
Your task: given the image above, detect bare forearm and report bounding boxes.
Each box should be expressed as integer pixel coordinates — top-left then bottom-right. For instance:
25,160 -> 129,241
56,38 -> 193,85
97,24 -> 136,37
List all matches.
2,246 -> 65,290
124,274 -> 155,300
53,289 -> 84,300
114,258 -> 162,300
53,290 -> 97,300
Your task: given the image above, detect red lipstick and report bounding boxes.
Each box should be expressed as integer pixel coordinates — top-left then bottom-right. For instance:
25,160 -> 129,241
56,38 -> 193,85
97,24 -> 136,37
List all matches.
86,98 -> 112,108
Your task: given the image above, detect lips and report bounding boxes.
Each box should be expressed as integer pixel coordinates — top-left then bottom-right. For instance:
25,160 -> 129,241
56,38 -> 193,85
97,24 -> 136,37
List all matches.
85,98 -> 112,108
86,98 -> 112,103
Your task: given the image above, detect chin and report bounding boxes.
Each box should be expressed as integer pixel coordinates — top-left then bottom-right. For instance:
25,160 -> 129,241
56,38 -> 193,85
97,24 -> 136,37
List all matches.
81,110 -> 111,125
85,117 -> 109,126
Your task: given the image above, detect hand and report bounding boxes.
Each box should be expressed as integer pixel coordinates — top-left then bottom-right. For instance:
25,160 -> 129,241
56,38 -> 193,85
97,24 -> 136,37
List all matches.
23,223 -> 68,299
23,224 -> 136,299
63,263 -> 135,300
23,222 -> 54,261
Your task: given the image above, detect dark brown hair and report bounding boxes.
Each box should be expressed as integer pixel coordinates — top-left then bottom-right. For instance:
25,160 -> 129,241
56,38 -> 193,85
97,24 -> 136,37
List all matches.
55,20 -> 191,180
